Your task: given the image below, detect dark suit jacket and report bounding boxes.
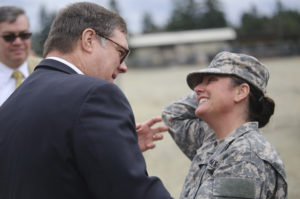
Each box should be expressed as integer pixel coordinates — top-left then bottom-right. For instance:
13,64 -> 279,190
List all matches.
0,59 -> 172,199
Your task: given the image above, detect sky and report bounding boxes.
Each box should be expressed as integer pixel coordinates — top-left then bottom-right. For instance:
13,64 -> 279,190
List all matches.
1,0 -> 300,34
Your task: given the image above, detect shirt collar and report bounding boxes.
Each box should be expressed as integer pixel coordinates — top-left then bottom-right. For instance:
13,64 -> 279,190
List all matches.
0,61 -> 29,80
46,57 -> 84,75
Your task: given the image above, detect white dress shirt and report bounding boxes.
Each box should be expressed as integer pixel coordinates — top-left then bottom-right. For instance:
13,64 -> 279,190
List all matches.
46,57 -> 84,75
0,61 -> 29,106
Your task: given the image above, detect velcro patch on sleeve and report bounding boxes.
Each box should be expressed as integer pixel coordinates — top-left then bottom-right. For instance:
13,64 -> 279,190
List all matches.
213,177 -> 256,199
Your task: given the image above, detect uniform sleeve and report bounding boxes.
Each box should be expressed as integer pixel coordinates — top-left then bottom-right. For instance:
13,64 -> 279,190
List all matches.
72,82 -> 172,199
162,92 -> 213,160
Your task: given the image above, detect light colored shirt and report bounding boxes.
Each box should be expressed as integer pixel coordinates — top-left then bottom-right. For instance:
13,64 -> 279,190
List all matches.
46,57 -> 84,75
0,61 -> 29,106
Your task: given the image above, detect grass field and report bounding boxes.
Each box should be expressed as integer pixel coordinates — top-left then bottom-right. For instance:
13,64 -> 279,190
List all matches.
120,56 -> 300,198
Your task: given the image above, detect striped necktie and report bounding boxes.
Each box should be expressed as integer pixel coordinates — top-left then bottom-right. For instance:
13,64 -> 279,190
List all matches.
11,70 -> 24,89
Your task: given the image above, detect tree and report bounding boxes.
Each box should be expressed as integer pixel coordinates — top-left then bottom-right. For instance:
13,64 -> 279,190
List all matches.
200,0 -> 227,28
272,1 -> 300,41
237,5 -> 273,41
277,11 -> 300,41
109,0 -> 120,13
165,0 -> 227,31
166,0 -> 201,31
142,12 -> 160,33
31,6 -> 56,56
237,0 -> 300,42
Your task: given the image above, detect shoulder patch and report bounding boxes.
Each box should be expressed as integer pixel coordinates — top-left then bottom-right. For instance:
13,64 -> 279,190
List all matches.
213,177 -> 256,199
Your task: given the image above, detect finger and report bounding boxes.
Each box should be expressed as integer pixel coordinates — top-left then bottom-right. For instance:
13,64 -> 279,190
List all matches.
136,123 -> 142,130
146,143 -> 156,149
156,125 -> 168,133
145,116 -> 162,127
153,134 -> 164,141
150,125 -> 168,134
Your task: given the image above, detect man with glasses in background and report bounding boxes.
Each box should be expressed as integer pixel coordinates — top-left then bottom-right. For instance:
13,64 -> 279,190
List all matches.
0,6 -> 41,106
0,2 -> 172,199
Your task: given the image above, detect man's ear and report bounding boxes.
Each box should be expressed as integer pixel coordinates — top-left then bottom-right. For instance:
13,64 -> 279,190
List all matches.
234,83 -> 250,102
80,28 -> 95,53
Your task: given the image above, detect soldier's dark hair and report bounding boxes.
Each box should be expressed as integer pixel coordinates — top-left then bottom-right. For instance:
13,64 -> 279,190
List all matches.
230,76 -> 275,128
0,6 -> 26,23
43,2 -> 127,57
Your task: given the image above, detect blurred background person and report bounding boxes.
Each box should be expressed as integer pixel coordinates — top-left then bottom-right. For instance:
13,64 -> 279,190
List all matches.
0,6 -> 41,106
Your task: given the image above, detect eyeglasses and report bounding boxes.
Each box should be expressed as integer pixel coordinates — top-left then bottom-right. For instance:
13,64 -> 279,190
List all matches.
96,32 -> 130,64
1,32 -> 32,43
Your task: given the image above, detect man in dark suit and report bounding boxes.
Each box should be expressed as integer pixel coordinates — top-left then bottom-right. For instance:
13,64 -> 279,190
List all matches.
0,2 -> 172,199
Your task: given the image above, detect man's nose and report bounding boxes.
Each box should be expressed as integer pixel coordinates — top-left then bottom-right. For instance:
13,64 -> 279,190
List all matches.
12,36 -> 23,44
119,62 -> 128,73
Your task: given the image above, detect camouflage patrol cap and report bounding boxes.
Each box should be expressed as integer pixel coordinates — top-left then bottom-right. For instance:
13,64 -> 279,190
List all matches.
187,51 -> 269,94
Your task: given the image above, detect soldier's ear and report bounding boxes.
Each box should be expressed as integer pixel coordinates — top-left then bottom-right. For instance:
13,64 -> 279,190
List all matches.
234,83 -> 249,102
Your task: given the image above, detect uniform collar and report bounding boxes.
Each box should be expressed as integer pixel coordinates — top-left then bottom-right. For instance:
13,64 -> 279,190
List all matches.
221,122 -> 259,145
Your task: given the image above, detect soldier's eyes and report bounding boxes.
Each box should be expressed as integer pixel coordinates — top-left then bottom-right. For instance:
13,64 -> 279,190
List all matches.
207,76 -> 217,83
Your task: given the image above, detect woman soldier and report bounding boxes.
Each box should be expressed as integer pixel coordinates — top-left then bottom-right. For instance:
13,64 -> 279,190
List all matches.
162,51 -> 287,199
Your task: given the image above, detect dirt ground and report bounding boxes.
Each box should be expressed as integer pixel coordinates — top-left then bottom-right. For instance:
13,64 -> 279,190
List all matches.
120,56 -> 300,198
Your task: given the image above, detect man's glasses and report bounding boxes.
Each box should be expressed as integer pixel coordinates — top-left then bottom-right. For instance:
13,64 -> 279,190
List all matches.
96,32 -> 130,64
1,32 -> 32,43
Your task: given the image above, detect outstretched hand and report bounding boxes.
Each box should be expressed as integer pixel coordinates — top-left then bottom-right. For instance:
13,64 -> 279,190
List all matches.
136,117 -> 168,152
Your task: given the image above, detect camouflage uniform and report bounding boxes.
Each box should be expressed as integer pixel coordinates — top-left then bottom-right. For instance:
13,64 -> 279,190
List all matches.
162,52 -> 287,199
162,93 -> 287,199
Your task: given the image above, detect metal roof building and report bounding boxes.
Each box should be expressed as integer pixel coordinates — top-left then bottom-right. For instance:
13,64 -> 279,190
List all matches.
128,28 -> 237,67
129,27 -> 236,48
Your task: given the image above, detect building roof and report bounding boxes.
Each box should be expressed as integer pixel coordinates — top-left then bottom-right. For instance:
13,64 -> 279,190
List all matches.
129,27 -> 236,48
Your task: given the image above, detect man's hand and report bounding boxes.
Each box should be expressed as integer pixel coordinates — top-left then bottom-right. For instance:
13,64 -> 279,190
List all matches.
136,117 -> 168,152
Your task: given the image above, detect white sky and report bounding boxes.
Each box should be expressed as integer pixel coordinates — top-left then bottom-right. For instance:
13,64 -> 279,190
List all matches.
1,0 -> 300,34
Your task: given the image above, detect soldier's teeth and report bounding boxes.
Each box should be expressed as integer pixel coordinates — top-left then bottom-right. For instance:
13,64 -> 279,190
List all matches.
199,98 -> 208,104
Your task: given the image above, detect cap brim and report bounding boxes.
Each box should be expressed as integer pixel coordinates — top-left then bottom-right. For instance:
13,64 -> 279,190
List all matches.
186,68 -> 232,89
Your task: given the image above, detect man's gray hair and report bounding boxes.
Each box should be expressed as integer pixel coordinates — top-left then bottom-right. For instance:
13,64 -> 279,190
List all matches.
0,6 -> 26,23
43,2 -> 127,57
